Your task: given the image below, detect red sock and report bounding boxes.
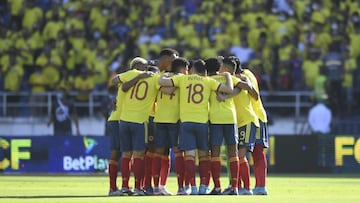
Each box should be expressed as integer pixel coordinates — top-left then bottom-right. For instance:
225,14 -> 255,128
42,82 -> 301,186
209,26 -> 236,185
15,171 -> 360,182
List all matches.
239,158 -> 250,190
160,155 -> 170,186
252,145 -> 267,187
144,152 -> 154,189
175,152 -> 185,188
121,156 -> 131,189
133,156 -> 144,189
229,156 -> 239,189
151,154 -> 161,187
199,157 -> 211,186
211,157 -> 221,188
108,160 -> 118,190
185,157 -> 196,186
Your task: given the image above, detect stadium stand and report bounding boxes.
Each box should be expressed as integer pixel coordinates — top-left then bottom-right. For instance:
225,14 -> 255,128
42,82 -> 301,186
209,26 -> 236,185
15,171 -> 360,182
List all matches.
0,0 -> 359,134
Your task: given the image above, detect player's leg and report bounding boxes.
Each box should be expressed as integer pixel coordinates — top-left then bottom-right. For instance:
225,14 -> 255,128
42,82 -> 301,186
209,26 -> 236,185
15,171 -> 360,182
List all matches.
224,124 -> 240,195
152,123 -> 166,195
252,121 -> 268,195
160,148 -> 171,193
238,123 -> 257,195
196,123 -> 211,195
131,122 -> 147,196
119,121 -> 133,195
209,123 -> 223,194
168,122 -> 186,195
179,122 -> 197,195
107,120 -> 123,196
143,117 -> 155,195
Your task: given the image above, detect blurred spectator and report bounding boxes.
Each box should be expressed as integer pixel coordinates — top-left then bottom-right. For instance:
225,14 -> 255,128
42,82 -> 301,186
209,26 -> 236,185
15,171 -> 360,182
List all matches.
47,88 -> 80,136
341,47 -> 357,116
288,48 -> 303,91
313,66 -> 328,103
0,0 -> 359,118
323,42 -> 344,116
28,65 -> 48,117
302,47 -> 323,89
230,37 -> 254,64
22,0 -> 43,30
308,97 -> 332,134
73,67 -> 95,116
1,49 -> 24,116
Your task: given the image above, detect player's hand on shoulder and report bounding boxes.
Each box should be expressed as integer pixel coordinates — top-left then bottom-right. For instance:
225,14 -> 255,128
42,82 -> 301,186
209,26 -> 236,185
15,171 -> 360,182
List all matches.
139,71 -> 154,78
216,92 -> 227,102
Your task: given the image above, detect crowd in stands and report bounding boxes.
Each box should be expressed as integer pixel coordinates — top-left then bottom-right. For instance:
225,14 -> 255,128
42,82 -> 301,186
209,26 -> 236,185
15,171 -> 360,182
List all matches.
0,0 -> 360,117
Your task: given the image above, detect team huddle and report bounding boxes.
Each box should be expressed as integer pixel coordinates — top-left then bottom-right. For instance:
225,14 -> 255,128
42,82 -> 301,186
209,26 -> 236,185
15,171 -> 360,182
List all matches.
106,48 -> 269,196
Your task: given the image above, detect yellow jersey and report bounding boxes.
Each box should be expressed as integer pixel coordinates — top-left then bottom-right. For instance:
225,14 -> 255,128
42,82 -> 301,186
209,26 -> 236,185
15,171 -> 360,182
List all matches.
107,83 -> 125,121
243,69 -> 268,123
118,70 -> 158,123
154,74 -> 180,123
172,74 -> 221,123
208,75 -> 239,124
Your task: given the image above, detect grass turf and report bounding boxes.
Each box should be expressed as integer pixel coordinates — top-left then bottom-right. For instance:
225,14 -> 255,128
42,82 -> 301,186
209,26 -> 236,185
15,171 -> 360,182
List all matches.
0,173 -> 359,203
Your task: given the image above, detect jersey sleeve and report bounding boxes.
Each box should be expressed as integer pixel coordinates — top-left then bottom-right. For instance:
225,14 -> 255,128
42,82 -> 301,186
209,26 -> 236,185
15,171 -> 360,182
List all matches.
154,74 -> 161,90
171,74 -> 182,87
208,77 -> 221,91
231,75 -> 241,87
118,70 -> 139,83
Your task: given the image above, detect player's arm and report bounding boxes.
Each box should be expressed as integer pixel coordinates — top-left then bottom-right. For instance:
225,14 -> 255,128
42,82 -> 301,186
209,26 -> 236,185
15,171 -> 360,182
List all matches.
159,86 -> 176,94
236,74 -> 259,100
217,72 -> 233,94
217,87 -> 241,102
111,74 -> 122,85
158,73 -> 174,87
122,71 -> 154,92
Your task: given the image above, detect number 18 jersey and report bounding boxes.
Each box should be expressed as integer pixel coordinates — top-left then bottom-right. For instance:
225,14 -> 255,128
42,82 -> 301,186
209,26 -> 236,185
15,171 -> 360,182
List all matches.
171,74 -> 220,123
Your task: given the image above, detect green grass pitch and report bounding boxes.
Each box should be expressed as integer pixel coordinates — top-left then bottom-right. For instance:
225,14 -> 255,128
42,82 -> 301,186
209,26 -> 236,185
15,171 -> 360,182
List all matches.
0,174 -> 359,203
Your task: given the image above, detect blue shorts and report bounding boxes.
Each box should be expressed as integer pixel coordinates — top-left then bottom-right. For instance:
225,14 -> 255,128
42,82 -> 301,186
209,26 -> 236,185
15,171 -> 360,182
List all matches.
238,122 -> 257,152
119,120 -> 147,152
255,120 -> 269,148
209,123 -> 238,146
107,121 -> 120,150
178,122 -> 209,151
155,122 -> 180,148
148,116 -> 155,144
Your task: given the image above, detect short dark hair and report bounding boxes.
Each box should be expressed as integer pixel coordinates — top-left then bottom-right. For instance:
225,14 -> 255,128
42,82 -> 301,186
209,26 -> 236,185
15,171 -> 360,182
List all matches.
147,65 -> 160,73
205,57 -> 221,74
160,48 -> 179,57
171,57 -> 189,73
193,59 -> 206,74
223,57 -> 236,71
227,56 -> 242,73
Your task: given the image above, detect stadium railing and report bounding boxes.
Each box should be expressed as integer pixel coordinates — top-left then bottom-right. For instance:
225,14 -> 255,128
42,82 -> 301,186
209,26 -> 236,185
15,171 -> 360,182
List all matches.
0,90 -> 313,118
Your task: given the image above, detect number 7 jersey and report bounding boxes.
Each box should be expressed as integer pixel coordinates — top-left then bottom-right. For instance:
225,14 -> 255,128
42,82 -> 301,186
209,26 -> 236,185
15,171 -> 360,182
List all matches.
117,69 -> 158,123
171,74 -> 220,123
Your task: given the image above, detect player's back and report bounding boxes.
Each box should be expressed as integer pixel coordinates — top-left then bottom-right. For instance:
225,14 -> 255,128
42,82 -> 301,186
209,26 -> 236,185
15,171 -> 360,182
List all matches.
233,75 -> 259,127
172,74 -> 220,123
243,69 -> 267,122
119,70 -> 158,123
154,74 -> 180,123
208,74 -> 237,124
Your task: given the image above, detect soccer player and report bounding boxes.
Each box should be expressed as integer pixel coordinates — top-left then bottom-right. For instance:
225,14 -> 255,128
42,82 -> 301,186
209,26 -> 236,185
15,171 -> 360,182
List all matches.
242,63 -> 269,195
218,56 -> 259,195
153,58 -> 188,195
206,57 -> 240,195
106,80 -> 124,196
112,57 -> 158,196
158,59 -> 234,195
